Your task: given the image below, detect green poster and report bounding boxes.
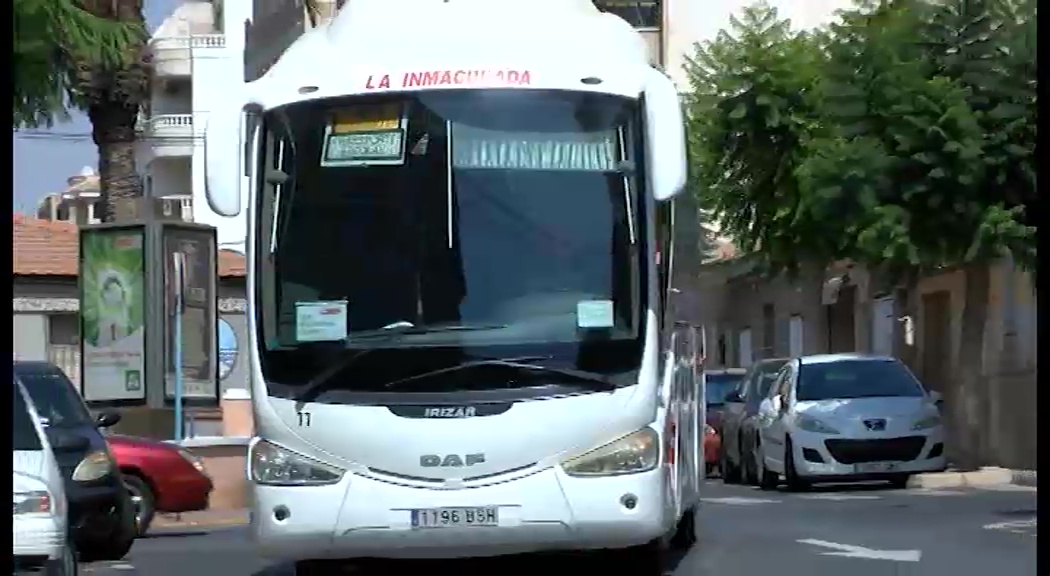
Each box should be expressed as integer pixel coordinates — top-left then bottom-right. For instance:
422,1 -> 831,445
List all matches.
80,229 -> 146,402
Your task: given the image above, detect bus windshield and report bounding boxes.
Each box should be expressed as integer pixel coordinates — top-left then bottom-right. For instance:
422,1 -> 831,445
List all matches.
255,89 -> 648,397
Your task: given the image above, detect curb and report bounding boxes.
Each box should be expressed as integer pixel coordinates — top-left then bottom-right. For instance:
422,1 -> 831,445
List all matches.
907,467 -> 1037,490
153,510 -> 250,530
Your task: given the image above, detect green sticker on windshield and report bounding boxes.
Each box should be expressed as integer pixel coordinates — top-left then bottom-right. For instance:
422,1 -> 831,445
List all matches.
321,104 -> 407,167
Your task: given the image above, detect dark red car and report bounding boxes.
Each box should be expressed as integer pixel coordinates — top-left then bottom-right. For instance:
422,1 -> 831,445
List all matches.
704,368 -> 747,477
107,435 -> 213,535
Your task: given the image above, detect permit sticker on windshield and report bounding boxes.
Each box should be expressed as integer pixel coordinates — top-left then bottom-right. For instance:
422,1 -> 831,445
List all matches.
295,301 -> 348,342
320,103 -> 407,167
576,300 -> 615,329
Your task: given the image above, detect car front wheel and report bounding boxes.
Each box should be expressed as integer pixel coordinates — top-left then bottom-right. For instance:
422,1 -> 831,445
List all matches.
46,545 -> 77,576
123,474 -> 156,536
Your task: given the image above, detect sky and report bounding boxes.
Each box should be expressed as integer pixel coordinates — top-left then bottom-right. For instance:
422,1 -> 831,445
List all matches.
12,0 -> 181,213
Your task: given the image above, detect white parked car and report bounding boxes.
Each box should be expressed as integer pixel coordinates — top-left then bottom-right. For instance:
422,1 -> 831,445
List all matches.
13,379 -> 77,575
756,353 -> 946,491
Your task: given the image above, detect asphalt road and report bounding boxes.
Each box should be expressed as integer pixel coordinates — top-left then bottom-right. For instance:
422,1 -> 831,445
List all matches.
82,480 -> 1037,576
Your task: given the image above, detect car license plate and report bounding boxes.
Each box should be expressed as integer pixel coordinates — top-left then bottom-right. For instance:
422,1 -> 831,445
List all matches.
854,461 -> 898,474
410,507 -> 499,529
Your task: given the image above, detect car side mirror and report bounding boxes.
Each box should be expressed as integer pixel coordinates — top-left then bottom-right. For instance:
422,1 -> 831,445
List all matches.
757,398 -> 772,415
724,390 -> 743,404
770,395 -> 783,413
96,411 -> 121,428
928,391 -> 943,406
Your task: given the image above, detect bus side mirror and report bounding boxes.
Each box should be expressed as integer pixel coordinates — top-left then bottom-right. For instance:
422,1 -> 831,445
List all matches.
204,95 -> 251,217
644,69 -> 687,202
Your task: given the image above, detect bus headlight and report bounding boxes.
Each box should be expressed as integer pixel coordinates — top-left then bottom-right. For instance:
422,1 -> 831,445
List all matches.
72,450 -> 114,482
249,439 -> 344,486
561,428 -> 660,477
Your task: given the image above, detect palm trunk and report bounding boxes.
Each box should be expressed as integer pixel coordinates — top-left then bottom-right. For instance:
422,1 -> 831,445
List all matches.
947,263 -> 991,471
89,103 -> 142,222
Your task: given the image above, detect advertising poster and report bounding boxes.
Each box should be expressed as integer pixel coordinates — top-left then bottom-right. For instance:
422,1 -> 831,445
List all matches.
80,229 -> 147,402
164,227 -> 218,402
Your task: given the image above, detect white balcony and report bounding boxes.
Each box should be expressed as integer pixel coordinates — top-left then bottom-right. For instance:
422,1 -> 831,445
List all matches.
159,194 -> 194,221
145,113 -> 204,158
151,34 -> 226,78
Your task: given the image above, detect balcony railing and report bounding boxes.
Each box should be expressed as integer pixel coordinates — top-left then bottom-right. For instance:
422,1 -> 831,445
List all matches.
151,33 -> 227,51
151,34 -> 226,77
147,113 -> 206,139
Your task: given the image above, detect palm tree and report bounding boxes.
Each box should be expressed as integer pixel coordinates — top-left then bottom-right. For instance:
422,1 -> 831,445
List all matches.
13,0 -> 142,128
71,0 -> 151,222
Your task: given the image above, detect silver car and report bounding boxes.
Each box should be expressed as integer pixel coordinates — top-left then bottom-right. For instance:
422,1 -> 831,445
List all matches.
755,354 -> 946,491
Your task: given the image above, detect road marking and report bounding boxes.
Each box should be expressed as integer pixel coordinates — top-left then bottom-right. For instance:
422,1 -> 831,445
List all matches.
983,518 -> 1037,535
905,489 -> 967,496
109,564 -> 136,571
978,484 -> 1038,492
700,496 -> 781,505
798,538 -> 922,562
799,493 -> 881,501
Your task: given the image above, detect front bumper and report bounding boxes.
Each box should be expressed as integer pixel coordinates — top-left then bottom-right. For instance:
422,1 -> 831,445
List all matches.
790,427 -> 947,480
250,465 -> 672,561
156,472 -> 213,513
67,476 -> 132,542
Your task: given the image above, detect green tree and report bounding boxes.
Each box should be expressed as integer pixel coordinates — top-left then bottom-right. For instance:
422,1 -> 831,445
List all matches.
684,3 -> 829,271
686,0 -> 1036,468
14,0 -> 150,222
13,0 -> 140,127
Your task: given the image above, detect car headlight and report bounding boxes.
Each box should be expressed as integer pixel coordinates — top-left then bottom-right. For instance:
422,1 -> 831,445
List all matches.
912,415 -> 941,430
72,450 -> 114,482
177,449 -> 208,475
795,414 -> 839,434
249,439 -> 344,486
13,490 -> 51,515
561,427 -> 660,477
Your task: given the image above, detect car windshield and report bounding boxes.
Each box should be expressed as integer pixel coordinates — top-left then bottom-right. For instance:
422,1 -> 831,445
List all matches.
705,374 -> 744,406
254,89 -> 648,397
17,368 -> 94,427
13,384 -> 44,451
796,359 -> 925,401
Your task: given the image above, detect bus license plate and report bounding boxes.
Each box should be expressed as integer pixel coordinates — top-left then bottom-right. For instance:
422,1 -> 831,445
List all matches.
411,507 -> 499,529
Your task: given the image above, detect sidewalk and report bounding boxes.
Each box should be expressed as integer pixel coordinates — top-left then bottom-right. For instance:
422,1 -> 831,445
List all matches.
153,508 -> 250,530
908,467 -> 1037,490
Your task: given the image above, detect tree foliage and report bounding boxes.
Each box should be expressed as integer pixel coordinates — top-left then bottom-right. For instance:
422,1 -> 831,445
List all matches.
686,0 -> 1037,469
13,0 -> 145,128
685,0 -> 1037,278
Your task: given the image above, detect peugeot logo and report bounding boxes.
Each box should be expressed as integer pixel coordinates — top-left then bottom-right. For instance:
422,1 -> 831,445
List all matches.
864,419 -> 887,431
420,453 -> 485,468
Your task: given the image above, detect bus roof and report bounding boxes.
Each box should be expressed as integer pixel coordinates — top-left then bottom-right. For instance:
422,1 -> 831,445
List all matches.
246,0 -> 654,110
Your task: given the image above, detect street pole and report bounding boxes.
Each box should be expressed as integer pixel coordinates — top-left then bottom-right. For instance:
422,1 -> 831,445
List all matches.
173,253 -> 185,441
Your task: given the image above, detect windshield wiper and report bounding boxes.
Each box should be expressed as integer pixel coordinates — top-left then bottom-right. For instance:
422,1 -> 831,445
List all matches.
344,322 -> 508,341
293,322 -> 509,406
381,356 -> 620,391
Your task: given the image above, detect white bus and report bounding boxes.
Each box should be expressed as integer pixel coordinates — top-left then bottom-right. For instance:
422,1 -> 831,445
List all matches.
203,0 -> 703,573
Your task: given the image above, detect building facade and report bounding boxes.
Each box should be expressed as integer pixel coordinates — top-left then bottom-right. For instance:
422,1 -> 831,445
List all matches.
138,0 -> 254,250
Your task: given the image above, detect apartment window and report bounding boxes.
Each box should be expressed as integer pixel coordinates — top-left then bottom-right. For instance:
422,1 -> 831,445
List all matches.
762,303 -> 775,358
594,0 -> 661,29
